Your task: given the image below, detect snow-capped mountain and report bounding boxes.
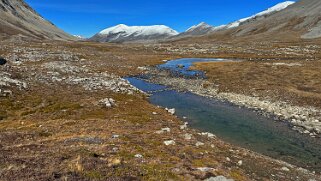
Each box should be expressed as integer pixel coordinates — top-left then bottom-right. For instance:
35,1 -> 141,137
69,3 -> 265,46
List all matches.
172,1 -> 295,39
224,1 -> 295,29
173,22 -> 224,38
185,22 -> 215,35
90,24 -> 179,43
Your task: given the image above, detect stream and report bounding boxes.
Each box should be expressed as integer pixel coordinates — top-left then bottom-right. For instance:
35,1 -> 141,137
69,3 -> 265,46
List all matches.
126,58 -> 321,171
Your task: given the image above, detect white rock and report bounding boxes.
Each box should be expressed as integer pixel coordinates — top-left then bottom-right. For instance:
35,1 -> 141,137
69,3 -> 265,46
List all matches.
164,140 -> 175,146
199,132 -> 216,138
180,122 -> 188,130
134,154 -> 143,158
155,127 -> 171,134
237,160 -> 243,166
184,133 -> 192,140
196,167 -> 214,172
167,108 -> 175,115
195,141 -> 205,147
111,134 -> 119,139
204,176 -> 234,181
99,98 -> 116,108
281,167 -> 290,172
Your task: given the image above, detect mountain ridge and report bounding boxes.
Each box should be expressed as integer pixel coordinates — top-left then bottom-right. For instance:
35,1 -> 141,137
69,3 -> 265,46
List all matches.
0,0 -> 75,40
89,24 -> 178,43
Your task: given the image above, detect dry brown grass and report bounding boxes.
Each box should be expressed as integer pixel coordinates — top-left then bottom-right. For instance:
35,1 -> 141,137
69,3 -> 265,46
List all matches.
0,40 -> 320,180
193,60 -> 321,108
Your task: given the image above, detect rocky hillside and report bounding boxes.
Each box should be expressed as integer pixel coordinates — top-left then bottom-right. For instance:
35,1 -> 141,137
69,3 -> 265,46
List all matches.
90,24 -> 178,43
179,0 -> 321,42
226,0 -> 321,39
170,1 -> 295,40
0,0 -> 75,40
175,22 -> 216,37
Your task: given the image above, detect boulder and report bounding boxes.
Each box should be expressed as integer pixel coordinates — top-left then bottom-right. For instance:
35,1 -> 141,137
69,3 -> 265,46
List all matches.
0,57 -> 7,65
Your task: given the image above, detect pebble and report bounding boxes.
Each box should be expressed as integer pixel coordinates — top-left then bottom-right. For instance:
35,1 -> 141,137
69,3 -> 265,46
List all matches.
180,122 -> 188,130
195,141 -> 205,147
281,167 -> 290,172
196,167 -> 214,172
111,134 -> 120,139
155,127 -> 171,134
237,160 -> 243,166
167,108 -> 176,115
204,176 -> 234,181
164,140 -> 175,146
99,98 -> 116,108
134,154 -> 143,158
184,133 -> 192,140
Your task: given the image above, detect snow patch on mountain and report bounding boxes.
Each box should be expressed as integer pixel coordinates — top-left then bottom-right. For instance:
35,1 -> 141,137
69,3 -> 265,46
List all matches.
186,22 -> 213,33
225,1 -> 295,29
99,24 -> 178,36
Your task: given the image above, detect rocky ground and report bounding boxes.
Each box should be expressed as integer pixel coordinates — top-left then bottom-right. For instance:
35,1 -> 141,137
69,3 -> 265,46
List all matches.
0,40 -> 320,180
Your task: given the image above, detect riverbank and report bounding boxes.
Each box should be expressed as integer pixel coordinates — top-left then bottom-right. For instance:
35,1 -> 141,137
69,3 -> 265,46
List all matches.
145,66 -> 321,137
1,40 -> 320,180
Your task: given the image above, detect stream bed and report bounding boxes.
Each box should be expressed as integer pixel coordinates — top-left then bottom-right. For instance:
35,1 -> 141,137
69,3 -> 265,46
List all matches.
126,58 -> 321,171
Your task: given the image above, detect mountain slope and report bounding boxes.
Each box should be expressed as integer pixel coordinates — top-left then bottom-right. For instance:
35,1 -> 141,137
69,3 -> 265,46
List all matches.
224,1 -> 295,29
0,0 -> 75,40
90,24 -> 178,43
227,0 -> 321,39
179,22 -> 215,37
171,1 -> 295,40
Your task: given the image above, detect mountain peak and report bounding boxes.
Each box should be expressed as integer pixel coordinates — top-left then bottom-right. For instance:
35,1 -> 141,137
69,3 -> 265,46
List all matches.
186,22 -> 212,32
92,24 -> 178,43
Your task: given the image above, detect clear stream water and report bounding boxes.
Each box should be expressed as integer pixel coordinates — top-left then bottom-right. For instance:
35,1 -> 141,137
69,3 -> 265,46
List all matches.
126,58 -> 321,171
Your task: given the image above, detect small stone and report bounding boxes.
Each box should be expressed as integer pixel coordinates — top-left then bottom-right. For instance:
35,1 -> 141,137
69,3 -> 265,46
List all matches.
167,108 -> 175,115
303,130 -> 310,134
196,167 -> 214,172
195,141 -> 205,147
99,98 -> 116,108
204,176 -> 234,181
134,154 -> 143,158
180,122 -> 188,130
155,127 -> 171,134
152,112 -> 157,115
281,167 -> 290,172
164,140 -> 175,146
112,134 -> 120,139
237,160 -> 243,166
226,157 -> 231,162
184,133 -> 192,140
199,132 -> 216,138
108,158 -> 122,167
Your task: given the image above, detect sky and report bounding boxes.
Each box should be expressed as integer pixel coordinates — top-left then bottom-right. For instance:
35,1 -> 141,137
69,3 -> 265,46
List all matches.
25,0 -> 294,37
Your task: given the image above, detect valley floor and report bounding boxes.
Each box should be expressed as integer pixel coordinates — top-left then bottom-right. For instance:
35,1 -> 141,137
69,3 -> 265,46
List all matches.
0,39 -> 320,180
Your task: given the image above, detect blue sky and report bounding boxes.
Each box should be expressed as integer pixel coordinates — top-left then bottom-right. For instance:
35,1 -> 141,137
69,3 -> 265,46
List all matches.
25,0 -> 293,37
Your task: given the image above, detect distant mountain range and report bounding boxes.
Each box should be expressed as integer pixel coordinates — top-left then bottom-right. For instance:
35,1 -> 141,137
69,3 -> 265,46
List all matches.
89,24 -> 178,43
2,0 -> 321,42
0,0 -> 75,40
90,1 -> 296,42
172,1 -> 295,39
